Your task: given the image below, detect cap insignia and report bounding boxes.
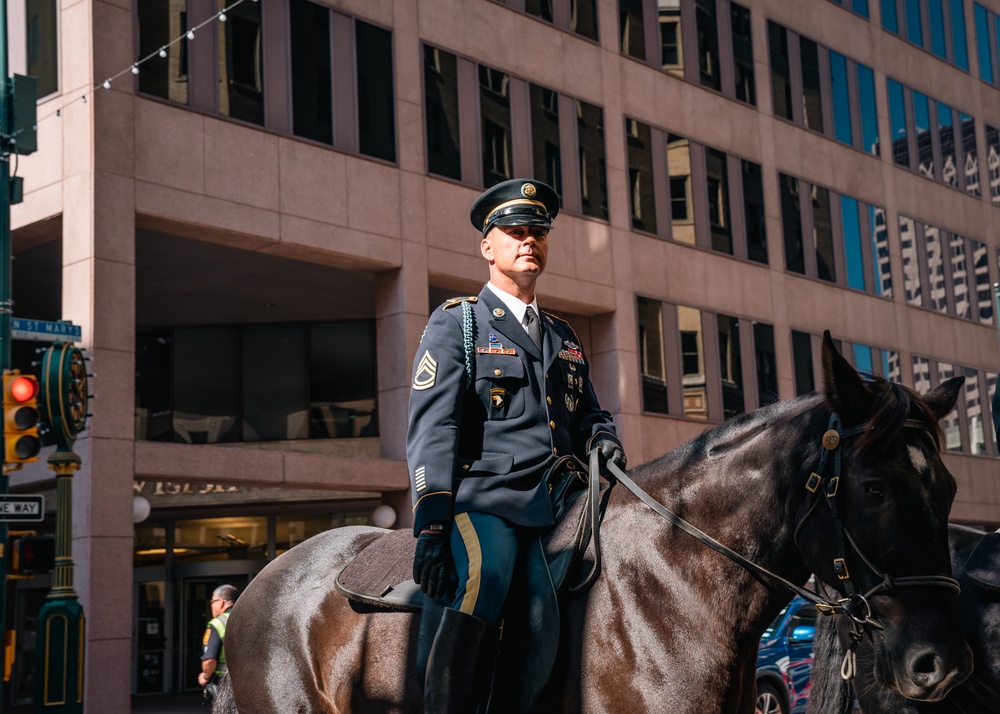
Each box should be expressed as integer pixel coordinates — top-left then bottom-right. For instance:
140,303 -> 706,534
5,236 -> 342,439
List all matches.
521,183 -> 537,198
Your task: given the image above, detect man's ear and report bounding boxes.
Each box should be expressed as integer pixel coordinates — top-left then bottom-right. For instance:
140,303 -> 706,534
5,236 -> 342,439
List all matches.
481,236 -> 493,261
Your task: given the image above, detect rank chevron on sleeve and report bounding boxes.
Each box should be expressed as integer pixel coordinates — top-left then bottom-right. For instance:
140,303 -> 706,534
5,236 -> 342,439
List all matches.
412,350 -> 438,390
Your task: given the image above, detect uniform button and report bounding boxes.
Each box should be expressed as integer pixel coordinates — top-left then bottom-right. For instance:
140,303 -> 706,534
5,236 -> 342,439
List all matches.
545,373 -> 549,379
549,421 -> 555,429
552,448 -> 558,455
462,464 -> 470,470
546,396 -> 552,405
494,369 -> 502,376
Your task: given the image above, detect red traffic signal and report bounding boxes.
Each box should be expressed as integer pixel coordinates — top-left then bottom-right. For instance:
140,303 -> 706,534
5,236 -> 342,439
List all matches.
3,372 -> 40,464
8,533 -> 54,575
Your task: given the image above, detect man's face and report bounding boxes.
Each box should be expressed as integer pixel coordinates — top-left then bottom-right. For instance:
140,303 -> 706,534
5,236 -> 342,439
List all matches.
481,224 -> 549,281
210,596 -> 225,617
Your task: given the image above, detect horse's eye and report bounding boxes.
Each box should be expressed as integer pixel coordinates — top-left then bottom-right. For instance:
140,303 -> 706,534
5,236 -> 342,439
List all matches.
865,484 -> 885,500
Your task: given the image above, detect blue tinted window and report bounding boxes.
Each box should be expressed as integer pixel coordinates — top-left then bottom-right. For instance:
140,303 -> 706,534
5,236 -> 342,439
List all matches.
906,0 -> 924,45
853,343 -> 873,374
929,0 -> 947,57
882,0 -> 899,31
858,64 -> 879,155
841,195 -> 865,290
975,3 -> 993,82
888,79 -> 908,167
952,0 -> 969,69
853,0 -> 870,16
913,91 -> 935,177
830,51 -> 852,145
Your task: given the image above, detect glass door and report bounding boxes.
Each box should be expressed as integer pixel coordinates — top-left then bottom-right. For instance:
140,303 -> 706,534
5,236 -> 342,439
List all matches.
178,575 -> 249,691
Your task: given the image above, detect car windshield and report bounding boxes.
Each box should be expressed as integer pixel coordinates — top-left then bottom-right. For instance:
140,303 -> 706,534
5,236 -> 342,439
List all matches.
761,603 -> 792,639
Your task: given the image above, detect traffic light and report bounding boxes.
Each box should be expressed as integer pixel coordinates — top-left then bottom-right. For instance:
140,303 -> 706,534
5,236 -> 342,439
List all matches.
3,371 -> 40,464
7,532 -> 54,575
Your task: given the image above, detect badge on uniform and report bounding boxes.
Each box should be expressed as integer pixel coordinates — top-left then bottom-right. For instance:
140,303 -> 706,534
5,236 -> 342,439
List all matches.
491,388 -> 506,408
412,350 -> 438,391
558,340 -> 585,365
565,394 -> 577,412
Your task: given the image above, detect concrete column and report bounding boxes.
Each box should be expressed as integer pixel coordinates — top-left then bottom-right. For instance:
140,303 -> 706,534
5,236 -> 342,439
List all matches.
60,0 -> 137,711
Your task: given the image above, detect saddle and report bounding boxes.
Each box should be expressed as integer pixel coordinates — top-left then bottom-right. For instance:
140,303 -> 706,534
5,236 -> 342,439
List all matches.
334,457 -> 607,712
965,530 -> 1000,592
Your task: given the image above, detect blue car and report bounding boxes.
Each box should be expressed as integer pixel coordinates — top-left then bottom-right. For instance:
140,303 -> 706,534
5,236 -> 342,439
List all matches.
755,596 -> 817,714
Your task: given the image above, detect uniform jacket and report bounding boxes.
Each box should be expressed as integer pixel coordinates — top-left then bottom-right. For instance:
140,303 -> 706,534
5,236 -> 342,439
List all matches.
407,286 -> 621,535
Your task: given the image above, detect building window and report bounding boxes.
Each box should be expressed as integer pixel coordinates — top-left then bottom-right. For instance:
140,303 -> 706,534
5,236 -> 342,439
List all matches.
951,0 -> 970,70
831,0 -> 870,16
800,38 -> 824,132
900,215 -> 923,306
791,331 -> 815,395
812,185 -> 836,283
526,0 -> 555,22
939,362 -> 963,450
290,0 -> 332,145
531,84 -> 563,202
619,0 -> 646,60
888,79 -> 909,168
742,160 -> 767,264
660,0 -> 686,77
974,241 -> 992,324
137,0 -> 188,104
768,21 -> 793,121
929,0 -> 947,58
905,0 -> 924,45
480,65 -> 513,187
637,296 -> 668,414
858,64 -> 879,155
730,2 -> 755,105
717,314 -> 744,418
668,135 -> 693,242
571,0 -> 599,40
217,0 -> 265,126
987,124 -> 1000,204
961,113 -> 980,196
26,0 -> 58,98
780,173 -> 804,274
626,119 -> 656,233
356,21 -> 396,162
578,100 -> 608,220
975,3 -> 995,83
925,224 -> 948,313
424,46 -> 462,181
753,322 -> 778,406
494,0 -> 598,40
882,0 -> 899,31
913,90 -> 935,179
696,0 -> 721,91
678,306 -> 707,420
938,102 -> 957,188
705,148 -> 731,253
882,0 -> 969,69
830,51 -> 851,145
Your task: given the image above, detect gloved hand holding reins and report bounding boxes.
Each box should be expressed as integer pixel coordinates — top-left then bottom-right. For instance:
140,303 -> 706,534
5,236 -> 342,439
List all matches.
413,524 -> 452,599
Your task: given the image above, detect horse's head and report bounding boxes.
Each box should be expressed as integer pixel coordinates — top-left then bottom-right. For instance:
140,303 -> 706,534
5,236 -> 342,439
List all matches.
794,332 -> 972,702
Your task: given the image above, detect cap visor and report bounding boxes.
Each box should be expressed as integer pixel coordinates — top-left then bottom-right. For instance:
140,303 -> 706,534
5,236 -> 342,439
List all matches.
490,215 -> 551,228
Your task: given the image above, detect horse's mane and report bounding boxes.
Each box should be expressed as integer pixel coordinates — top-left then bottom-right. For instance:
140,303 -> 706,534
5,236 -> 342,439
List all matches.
854,374 -> 945,456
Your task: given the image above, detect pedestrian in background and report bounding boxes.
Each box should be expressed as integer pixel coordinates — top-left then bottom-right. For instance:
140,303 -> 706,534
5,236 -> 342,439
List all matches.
198,584 -> 238,703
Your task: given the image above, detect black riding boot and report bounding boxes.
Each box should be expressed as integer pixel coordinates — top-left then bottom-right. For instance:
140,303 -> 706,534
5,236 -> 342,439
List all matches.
423,607 -> 494,714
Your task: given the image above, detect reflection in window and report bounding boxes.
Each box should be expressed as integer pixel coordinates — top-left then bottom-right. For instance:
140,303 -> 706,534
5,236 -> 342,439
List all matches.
951,0 -> 969,70
884,349 -> 902,382
638,297 -> 668,413
717,315 -> 744,418
668,134 -> 694,243
577,100 -> 608,219
356,21 -> 396,162
800,38 -> 824,132
743,160 -> 767,264
975,3 -> 993,83
753,322 -> 778,406
973,241 -> 993,324
290,0 -> 332,145
173,328 -> 241,443
858,64 -> 879,155
706,148 -> 731,253
951,233 -> 971,319
481,65 -> 513,187
526,0 -> 554,22
841,196 -> 865,291
174,517 -> 268,562
27,0 -> 58,97
627,119 -> 656,233
276,515 -> 343,555
938,362 -> 963,451
961,113 -> 980,196
243,325 -> 308,441
696,0 -> 721,91
987,124 -> 1000,204
913,91 -> 934,178
137,0 -> 188,104
881,0 -> 898,32
988,372 -> 998,452
678,306 -> 707,420
905,0 -> 923,45
731,3 -> 755,105
309,322 -> 378,438
620,0 -> 646,60
852,343 -> 873,375
888,80 -> 908,168
870,205 -> 892,297
900,216 -> 923,306
571,0 -> 599,40
929,0 -> 947,58
938,103 -> 957,187
780,174 -> 804,274
925,225 -> 947,313
768,21 -> 793,121
660,0 -> 685,76
531,85 -> 563,201
791,330 -> 815,396
830,51 -> 851,145
812,185 -> 836,283
217,0 -> 265,125
912,355 -> 932,394
424,46 -> 462,181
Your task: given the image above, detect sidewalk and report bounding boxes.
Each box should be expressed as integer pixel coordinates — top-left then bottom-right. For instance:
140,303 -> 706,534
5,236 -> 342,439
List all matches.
7,692 -> 208,713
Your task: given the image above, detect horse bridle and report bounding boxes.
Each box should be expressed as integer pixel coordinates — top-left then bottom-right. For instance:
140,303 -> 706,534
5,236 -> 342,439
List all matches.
585,411 -> 961,680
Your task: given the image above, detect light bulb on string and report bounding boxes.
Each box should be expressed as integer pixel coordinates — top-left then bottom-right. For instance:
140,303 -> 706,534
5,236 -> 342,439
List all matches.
187,30 -> 195,40
131,64 -> 140,75
102,80 -> 111,89
158,47 -> 167,58
219,11 -> 227,21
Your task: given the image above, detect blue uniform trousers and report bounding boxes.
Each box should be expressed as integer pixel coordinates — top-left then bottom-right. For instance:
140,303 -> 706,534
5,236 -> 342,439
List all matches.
449,511 -> 527,624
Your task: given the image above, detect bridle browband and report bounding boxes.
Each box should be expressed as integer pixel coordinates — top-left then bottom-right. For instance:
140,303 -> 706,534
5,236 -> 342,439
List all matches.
587,411 -> 961,680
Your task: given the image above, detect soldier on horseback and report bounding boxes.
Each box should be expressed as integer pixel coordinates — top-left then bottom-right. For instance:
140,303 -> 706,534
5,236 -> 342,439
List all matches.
407,178 -> 627,713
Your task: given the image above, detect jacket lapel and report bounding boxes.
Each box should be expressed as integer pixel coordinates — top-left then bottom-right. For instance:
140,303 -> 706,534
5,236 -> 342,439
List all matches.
542,311 -> 563,371
479,288 -> 542,361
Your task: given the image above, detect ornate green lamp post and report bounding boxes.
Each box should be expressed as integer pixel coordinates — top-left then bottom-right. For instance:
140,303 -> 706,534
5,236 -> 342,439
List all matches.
34,342 -> 90,713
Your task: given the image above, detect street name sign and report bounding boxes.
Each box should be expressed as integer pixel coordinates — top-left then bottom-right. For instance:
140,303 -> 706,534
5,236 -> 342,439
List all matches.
0,494 -> 43,521
11,318 -> 82,343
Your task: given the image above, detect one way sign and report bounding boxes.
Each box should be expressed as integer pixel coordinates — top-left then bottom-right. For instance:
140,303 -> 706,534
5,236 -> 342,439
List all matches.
0,495 -> 44,521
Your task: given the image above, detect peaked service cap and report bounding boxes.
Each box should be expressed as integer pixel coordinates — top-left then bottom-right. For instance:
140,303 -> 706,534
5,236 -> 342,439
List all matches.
470,178 -> 560,236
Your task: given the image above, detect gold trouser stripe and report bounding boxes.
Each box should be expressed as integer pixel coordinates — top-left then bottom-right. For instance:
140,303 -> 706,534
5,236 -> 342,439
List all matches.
454,513 -> 482,615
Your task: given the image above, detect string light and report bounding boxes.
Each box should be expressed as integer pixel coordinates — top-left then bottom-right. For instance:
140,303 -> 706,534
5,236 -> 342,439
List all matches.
5,0 -> 250,144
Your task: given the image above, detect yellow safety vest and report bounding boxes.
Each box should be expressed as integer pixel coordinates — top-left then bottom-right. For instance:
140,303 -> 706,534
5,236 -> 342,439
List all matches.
207,611 -> 231,677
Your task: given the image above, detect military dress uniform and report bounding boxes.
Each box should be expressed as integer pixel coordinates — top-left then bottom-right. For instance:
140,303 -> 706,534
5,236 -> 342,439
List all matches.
406,178 -> 623,713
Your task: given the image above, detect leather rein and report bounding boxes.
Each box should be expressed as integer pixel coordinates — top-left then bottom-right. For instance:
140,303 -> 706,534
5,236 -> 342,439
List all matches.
578,412 -> 961,678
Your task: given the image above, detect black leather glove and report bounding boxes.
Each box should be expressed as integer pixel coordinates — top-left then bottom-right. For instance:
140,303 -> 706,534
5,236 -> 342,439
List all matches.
593,438 -> 627,474
413,528 -> 452,599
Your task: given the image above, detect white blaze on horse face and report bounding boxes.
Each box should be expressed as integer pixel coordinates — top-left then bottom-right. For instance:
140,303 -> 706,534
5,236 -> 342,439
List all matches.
907,445 -> 929,475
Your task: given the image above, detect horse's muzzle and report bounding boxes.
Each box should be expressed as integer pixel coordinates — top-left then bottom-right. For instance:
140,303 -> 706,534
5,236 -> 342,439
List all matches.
896,643 -> 974,702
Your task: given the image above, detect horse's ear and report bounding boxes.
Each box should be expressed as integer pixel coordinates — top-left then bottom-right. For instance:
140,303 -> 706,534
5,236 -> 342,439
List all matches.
922,376 -> 965,421
821,330 -> 872,422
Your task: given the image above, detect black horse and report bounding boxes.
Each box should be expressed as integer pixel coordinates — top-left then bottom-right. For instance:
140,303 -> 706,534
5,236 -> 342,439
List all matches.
215,334 -> 971,713
807,523 -> 1000,714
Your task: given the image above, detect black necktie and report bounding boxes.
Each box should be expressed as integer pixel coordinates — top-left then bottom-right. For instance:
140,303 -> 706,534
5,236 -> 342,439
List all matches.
524,306 -> 542,351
